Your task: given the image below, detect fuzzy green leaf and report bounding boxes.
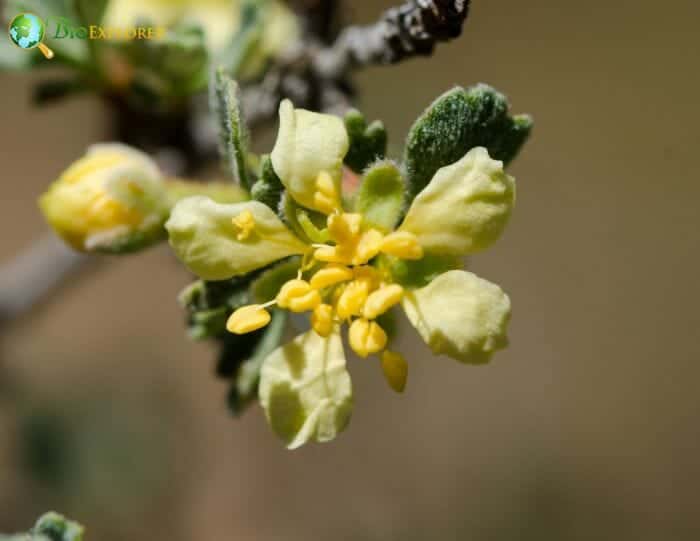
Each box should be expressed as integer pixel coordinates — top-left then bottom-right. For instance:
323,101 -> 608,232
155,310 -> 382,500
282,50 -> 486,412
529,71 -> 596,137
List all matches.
354,160 -> 405,232
403,84 -> 532,199
344,109 -> 388,173
211,68 -> 251,189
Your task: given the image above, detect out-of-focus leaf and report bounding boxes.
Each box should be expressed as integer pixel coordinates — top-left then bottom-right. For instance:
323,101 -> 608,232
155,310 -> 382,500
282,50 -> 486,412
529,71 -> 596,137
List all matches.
32,77 -> 86,105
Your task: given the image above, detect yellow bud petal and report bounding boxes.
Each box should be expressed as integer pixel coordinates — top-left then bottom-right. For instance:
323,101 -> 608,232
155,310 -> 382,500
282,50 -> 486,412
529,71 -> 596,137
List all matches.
352,229 -> 384,265
381,350 -> 408,393
276,279 -> 311,308
335,280 -> 369,320
314,192 -> 340,215
314,171 -> 341,214
227,305 -> 272,334
309,264 -> 354,289
363,284 -> 404,319
381,231 -> 424,260
311,303 -> 334,337
288,289 -> 322,312
348,318 -> 387,358
316,171 -> 337,197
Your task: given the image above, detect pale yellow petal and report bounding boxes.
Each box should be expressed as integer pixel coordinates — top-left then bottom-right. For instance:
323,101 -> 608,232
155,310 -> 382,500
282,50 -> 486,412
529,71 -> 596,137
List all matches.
402,270 -> 511,364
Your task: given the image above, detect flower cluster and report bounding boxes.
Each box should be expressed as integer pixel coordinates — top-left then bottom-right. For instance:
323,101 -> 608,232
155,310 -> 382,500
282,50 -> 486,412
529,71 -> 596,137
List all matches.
166,99 -> 517,448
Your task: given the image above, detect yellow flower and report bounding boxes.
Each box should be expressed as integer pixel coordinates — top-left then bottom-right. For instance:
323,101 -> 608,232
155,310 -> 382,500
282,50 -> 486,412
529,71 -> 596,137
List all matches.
166,100 -> 515,448
39,143 -> 169,253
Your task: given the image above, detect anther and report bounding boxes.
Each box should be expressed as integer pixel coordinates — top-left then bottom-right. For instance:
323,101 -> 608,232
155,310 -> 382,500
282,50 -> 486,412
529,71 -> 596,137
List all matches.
363,284 -> 404,319
311,303 -> 334,337
381,231 -> 423,260
352,229 -> 384,265
227,305 -> 271,334
335,280 -> 369,319
381,350 -> 408,393
348,318 -> 388,358
310,264 -> 354,289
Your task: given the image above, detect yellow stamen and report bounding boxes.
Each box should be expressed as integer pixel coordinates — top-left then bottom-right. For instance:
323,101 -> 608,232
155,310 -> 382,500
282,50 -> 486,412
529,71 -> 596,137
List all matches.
363,284 -> 404,319
353,229 -> 384,265
348,318 -> 387,358
288,289 -> 321,312
231,210 -> 256,241
314,245 -> 353,265
276,279 -> 312,308
309,264 -> 354,289
381,350 -> 408,393
227,305 -> 271,334
311,303 -> 334,337
328,213 -> 362,244
381,231 -> 424,260
335,280 -> 369,319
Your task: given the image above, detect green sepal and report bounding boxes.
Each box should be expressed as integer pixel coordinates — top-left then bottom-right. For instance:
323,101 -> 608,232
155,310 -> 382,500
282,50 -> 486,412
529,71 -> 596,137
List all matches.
31,512 -> 84,541
211,68 -> 251,189
403,84 -> 532,199
227,308 -> 287,415
91,225 -> 167,255
251,155 -> 284,210
179,277 -> 252,340
280,192 -> 327,244
344,109 -> 388,173
378,253 -> 461,289
250,257 -> 301,303
354,160 -> 405,232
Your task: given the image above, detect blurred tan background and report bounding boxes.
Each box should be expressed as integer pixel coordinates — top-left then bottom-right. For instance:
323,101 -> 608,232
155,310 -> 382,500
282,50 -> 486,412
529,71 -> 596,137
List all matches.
1,0 -> 699,539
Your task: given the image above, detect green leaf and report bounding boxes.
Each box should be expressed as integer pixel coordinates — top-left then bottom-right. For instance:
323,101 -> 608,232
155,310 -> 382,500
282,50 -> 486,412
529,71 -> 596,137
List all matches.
259,329 -> 353,449
403,84 -> 532,199
228,308 -> 287,414
211,68 -> 251,189
251,155 -> 284,210
250,257 -> 301,303
344,109 -> 388,173
354,160 -> 405,232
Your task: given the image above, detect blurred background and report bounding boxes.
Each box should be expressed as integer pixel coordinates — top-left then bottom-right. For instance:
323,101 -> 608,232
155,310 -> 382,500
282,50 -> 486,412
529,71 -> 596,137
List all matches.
1,0 -> 699,539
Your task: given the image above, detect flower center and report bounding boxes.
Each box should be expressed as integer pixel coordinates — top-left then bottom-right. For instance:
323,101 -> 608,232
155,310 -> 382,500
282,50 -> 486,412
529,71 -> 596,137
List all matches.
226,171 -> 423,363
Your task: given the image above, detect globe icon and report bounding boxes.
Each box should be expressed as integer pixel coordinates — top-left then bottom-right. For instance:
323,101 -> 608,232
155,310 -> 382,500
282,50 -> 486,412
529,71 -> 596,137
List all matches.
8,13 -> 53,58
